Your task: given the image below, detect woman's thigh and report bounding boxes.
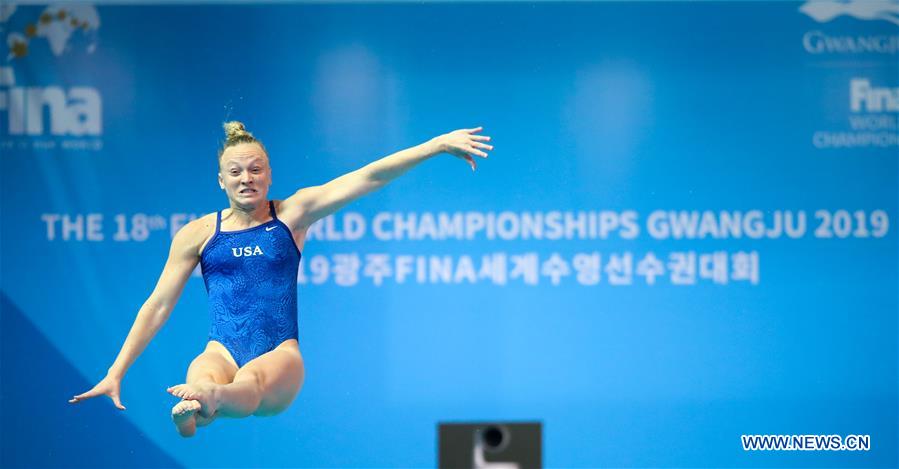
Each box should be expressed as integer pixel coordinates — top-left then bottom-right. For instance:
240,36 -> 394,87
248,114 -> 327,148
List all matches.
186,342 -> 239,384
235,339 -> 305,416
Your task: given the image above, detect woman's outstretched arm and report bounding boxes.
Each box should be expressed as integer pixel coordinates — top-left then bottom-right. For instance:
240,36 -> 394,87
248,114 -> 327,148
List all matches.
280,127 -> 493,229
68,219 -> 205,410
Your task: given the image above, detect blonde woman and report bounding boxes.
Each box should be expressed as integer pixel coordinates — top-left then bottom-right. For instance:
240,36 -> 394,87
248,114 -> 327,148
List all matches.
69,122 -> 493,437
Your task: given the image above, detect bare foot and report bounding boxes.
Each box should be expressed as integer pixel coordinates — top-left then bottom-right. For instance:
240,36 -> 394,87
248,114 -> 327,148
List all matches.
171,400 -> 201,437
167,383 -> 218,418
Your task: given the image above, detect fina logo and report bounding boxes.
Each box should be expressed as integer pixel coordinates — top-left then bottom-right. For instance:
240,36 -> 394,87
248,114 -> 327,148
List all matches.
0,67 -> 102,136
850,78 -> 899,112
799,0 -> 899,25
232,246 -> 265,258
0,5 -> 103,137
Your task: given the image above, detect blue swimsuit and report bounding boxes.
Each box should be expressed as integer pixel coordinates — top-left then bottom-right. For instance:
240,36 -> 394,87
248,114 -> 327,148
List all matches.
200,201 -> 301,367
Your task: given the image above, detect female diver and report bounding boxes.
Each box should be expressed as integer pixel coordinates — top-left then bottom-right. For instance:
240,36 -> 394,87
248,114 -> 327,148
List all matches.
68,121 -> 493,437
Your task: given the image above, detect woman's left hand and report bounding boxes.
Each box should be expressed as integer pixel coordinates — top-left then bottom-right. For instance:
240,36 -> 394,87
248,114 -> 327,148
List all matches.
432,127 -> 493,172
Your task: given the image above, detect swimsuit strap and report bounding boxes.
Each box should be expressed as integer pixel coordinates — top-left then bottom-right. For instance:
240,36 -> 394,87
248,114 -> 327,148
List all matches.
269,200 -> 278,220
215,209 -> 222,234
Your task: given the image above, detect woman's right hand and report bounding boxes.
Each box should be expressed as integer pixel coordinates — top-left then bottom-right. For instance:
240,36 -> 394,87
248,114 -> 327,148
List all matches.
69,374 -> 126,410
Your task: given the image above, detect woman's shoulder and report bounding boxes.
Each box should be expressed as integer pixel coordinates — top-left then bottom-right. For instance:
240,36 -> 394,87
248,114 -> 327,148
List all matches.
174,213 -> 218,245
167,212 -> 218,258
271,198 -> 303,230
184,211 -> 218,229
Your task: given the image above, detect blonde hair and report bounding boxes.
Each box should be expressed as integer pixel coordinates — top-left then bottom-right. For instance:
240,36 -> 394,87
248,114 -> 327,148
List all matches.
218,121 -> 267,164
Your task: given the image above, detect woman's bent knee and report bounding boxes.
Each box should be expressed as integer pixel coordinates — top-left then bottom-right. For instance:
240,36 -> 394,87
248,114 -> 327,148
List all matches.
187,351 -> 237,384
248,351 -> 304,416
253,385 -> 300,417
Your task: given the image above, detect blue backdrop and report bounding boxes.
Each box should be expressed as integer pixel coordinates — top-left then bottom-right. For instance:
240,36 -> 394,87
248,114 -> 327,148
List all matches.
1,1 -> 897,467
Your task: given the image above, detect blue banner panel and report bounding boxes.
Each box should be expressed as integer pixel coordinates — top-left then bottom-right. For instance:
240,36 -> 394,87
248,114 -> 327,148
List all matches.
1,1 -> 896,467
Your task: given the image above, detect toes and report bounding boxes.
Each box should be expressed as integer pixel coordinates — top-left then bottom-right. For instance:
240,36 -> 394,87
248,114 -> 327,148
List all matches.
166,384 -> 206,404
182,403 -> 200,415
172,400 -> 201,417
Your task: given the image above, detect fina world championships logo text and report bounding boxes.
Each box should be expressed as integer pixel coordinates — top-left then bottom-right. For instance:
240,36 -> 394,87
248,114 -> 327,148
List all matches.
799,1 -> 899,149
800,1 -> 899,54
0,4 -> 102,151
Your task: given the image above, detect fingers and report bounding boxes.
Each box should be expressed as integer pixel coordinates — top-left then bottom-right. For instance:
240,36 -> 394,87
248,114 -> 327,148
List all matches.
471,141 -> 493,152
110,394 -> 126,411
446,126 -> 491,171
68,388 -> 125,410
463,154 -> 476,172
466,145 -> 488,158
69,388 -> 100,403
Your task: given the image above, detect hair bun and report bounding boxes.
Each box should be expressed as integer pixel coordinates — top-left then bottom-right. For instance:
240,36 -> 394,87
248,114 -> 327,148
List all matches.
223,121 -> 253,141
218,120 -> 265,162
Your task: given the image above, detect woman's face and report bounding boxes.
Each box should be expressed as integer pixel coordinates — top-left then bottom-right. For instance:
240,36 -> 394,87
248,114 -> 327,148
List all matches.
218,142 -> 272,207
